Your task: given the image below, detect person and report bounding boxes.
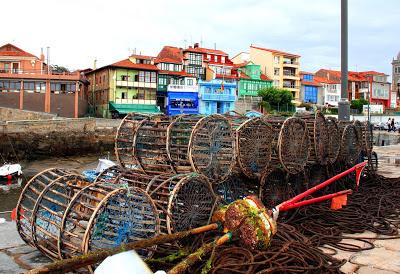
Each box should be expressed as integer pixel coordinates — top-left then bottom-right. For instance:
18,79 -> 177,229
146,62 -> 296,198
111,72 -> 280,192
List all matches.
391,118 -> 395,132
387,118 -> 391,132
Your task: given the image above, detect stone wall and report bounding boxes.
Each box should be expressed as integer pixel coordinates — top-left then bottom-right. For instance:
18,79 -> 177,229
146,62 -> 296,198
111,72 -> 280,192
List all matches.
0,107 -> 56,121
0,118 -> 116,161
234,96 -> 262,114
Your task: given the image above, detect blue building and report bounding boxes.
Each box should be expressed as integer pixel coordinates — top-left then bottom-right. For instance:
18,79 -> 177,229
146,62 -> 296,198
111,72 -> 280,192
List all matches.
166,83 -> 199,115
198,79 -> 236,115
300,72 -> 322,104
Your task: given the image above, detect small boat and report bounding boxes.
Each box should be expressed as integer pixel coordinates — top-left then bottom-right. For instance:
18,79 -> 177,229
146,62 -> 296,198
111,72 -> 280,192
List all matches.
0,164 -> 22,185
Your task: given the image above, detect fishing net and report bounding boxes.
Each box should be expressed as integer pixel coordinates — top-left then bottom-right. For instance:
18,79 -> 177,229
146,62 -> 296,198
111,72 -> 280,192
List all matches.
114,113 -> 150,169
326,117 -> 340,164
338,122 -> 362,166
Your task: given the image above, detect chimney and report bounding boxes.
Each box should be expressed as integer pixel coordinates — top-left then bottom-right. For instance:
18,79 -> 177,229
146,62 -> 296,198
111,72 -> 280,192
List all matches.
194,43 -> 199,48
40,48 -> 45,61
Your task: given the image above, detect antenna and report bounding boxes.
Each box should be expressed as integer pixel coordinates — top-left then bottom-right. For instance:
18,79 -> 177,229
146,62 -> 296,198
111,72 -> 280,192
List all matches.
214,43 -> 216,50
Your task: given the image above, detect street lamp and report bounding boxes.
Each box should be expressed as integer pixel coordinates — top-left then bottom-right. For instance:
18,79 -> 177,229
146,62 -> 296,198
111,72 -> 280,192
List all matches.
338,0 -> 350,121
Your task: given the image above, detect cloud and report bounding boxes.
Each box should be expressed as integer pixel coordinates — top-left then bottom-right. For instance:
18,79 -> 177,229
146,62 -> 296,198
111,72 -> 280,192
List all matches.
1,0 -> 398,77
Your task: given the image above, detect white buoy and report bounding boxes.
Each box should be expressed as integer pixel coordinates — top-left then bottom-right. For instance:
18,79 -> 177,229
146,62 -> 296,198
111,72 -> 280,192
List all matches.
95,250 -> 166,274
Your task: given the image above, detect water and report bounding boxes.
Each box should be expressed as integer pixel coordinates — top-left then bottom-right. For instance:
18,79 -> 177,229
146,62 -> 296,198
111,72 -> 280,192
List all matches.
0,154 -> 107,221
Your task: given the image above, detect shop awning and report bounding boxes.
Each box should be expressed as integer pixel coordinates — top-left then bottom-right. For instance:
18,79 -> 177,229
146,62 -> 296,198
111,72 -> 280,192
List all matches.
109,102 -> 161,114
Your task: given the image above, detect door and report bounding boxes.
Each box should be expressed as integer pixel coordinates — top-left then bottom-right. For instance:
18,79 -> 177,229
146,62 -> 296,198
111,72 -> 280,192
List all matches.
217,102 -> 222,114
12,63 -> 19,74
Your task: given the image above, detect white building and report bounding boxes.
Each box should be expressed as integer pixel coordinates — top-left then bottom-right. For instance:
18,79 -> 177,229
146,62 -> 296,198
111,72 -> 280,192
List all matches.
314,76 -> 341,107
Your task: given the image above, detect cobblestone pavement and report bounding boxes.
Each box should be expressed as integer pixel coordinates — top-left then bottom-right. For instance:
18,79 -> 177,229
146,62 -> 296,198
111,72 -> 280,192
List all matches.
1,146 -> 399,273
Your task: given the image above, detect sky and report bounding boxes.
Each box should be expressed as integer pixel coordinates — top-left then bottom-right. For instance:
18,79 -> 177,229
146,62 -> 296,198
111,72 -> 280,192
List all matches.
1,0 -> 399,77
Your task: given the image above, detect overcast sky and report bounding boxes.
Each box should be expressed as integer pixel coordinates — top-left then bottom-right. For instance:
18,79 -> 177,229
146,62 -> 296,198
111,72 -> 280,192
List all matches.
2,0 -> 399,77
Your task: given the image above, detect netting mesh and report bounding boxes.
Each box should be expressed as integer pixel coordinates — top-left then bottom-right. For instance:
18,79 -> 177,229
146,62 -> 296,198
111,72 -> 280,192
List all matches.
115,113 -> 150,169
326,117 -> 340,164
133,114 -> 174,175
16,168 -> 69,248
188,114 -> 236,182
338,123 -> 362,166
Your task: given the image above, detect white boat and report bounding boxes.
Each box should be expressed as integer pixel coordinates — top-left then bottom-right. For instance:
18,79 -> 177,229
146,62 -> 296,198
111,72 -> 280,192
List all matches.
0,164 -> 22,179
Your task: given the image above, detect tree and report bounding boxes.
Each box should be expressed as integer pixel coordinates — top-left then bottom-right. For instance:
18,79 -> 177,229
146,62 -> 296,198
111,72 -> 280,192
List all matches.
51,65 -> 70,73
258,87 -> 294,107
350,99 -> 368,113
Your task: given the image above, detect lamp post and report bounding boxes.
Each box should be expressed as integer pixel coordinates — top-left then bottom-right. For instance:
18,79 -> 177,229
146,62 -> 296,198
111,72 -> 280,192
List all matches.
338,0 -> 350,121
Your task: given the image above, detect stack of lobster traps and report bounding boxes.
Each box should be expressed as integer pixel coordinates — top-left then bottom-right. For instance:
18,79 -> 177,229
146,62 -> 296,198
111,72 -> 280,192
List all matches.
16,110 -> 374,272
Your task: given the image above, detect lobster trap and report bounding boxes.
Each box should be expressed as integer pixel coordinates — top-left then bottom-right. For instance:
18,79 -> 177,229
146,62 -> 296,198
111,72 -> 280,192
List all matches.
95,166 -> 217,235
133,114 -> 174,175
296,111 -> 329,165
338,122 -> 362,166
115,113 -> 150,169
264,116 -> 310,174
326,117 -> 341,164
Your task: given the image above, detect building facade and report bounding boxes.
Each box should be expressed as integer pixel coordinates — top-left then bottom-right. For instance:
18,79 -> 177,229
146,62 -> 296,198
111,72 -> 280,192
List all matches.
154,46 -> 198,115
392,52 -> 400,108
233,45 -> 301,101
358,71 -> 391,109
300,72 -> 323,105
314,76 -> 341,107
198,79 -> 236,115
85,55 -> 160,118
0,43 -> 87,118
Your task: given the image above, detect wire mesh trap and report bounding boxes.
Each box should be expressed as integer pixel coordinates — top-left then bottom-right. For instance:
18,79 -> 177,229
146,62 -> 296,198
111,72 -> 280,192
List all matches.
95,166 -> 217,235
264,116 -> 310,174
338,122 -> 362,166
15,168 -> 73,248
115,112 -> 150,169
187,114 -> 236,182
133,114 -> 174,175
296,111 -> 329,165
326,117 -> 341,164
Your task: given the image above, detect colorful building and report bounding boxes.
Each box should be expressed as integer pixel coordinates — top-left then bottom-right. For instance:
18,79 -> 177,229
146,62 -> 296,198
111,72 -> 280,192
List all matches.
0,43 -> 87,117
300,72 -> 323,105
198,79 -> 236,115
154,46 -> 198,115
314,76 -> 341,107
233,45 -> 301,102
85,55 -> 160,118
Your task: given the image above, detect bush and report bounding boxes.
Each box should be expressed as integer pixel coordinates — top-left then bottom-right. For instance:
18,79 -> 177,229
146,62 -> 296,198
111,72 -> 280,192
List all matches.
350,99 -> 368,113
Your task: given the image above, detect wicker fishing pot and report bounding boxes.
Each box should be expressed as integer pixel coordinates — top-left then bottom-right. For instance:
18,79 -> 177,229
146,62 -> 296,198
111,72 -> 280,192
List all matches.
224,112 -> 274,179
296,111 -> 329,165
95,166 -> 217,235
338,122 -> 362,166
133,114 -> 174,175
15,168 -> 72,248
115,112 -> 150,169
326,117 -> 341,164
264,116 -> 310,174
168,114 -> 236,182
58,183 -> 160,268
363,121 -> 373,154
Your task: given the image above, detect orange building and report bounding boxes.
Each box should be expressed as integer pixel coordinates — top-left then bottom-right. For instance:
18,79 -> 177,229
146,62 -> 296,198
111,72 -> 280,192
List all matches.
0,43 -> 87,118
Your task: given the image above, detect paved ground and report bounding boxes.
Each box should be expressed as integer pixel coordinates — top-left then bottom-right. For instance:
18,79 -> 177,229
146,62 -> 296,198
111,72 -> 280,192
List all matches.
1,145 -> 400,273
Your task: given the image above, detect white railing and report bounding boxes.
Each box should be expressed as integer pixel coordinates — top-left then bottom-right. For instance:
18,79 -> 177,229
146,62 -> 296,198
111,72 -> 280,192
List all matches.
114,99 -> 157,105
116,80 -> 157,89
167,84 -> 198,92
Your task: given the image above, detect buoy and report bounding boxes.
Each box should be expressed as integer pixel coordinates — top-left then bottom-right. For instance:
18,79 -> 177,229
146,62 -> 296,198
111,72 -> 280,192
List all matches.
7,174 -> 12,185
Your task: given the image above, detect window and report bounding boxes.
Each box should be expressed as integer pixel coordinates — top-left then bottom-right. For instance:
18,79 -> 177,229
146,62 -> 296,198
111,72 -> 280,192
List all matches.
188,53 -> 202,65
151,72 -> 156,83
395,66 -> 400,74
304,86 -> 317,103
214,56 -> 218,62
187,79 -> 194,86
303,74 -> 313,81
274,68 -> 280,76
121,92 -> 127,99
273,80 -> 280,87
221,56 -> 225,63
274,56 -> 280,64
207,54 -> 211,60
170,98 -> 197,109
174,64 -> 180,71
24,81 -> 35,91
139,71 -> 145,82
121,75 -> 128,81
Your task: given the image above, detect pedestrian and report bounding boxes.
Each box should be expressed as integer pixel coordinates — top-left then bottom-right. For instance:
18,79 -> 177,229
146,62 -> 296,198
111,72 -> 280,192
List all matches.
391,118 -> 395,132
387,117 -> 391,132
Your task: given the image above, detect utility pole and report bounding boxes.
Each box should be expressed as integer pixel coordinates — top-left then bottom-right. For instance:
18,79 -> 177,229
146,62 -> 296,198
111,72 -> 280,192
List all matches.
338,0 -> 350,120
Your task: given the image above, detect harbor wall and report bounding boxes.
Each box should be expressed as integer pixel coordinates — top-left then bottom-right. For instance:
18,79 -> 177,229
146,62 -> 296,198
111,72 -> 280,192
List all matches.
0,118 -> 116,161
0,107 -> 56,121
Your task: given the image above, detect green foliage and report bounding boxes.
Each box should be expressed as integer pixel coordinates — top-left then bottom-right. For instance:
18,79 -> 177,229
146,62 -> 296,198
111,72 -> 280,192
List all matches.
258,87 -> 294,106
350,99 -> 368,112
51,65 -> 70,73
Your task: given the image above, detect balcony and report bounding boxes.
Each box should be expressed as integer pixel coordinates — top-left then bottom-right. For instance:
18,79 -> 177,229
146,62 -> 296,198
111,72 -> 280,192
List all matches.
283,84 -> 300,90
114,98 -> 157,105
116,80 -> 156,89
0,69 -> 80,80
282,60 -> 299,67
167,84 -> 198,92
200,92 -> 236,102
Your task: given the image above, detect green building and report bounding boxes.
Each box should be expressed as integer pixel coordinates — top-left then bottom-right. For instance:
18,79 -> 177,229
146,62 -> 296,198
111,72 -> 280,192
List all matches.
236,62 -> 273,97
86,55 -> 160,118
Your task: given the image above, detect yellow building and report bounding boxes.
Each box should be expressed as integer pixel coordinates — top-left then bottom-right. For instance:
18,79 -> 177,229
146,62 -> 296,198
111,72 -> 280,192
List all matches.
232,45 -> 301,101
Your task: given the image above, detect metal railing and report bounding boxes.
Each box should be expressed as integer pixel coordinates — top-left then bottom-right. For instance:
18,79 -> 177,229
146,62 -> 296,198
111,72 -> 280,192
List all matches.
0,69 -> 79,76
283,61 -> 299,65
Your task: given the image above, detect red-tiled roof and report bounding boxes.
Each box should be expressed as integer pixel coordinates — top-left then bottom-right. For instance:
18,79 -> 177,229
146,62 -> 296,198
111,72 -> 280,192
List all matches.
184,46 -> 228,56
318,69 -> 367,82
0,43 -> 37,58
233,62 -> 248,68
300,71 -> 314,75
314,76 -> 339,84
239,72 -> 250,79
358,71 -> 387,76
250,45 -> 300,58
260,73 -> 271,81
154,46 -> 183,64
111,59 -> 158,71
302,80 -> 322,87
129,54 -> 154,60
158,70 -> 191,77
215,74 -> 238,79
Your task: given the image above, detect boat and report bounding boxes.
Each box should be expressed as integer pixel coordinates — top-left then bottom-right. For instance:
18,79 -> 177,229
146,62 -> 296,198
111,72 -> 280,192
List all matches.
0,164 -> 22,185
